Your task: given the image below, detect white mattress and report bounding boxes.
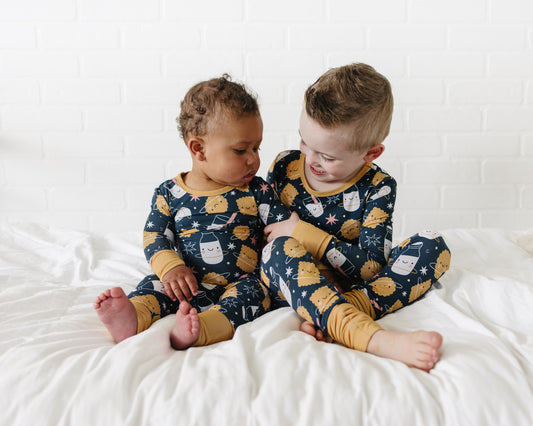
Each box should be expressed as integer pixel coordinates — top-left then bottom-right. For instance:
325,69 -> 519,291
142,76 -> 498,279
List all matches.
1,224 -> 533,426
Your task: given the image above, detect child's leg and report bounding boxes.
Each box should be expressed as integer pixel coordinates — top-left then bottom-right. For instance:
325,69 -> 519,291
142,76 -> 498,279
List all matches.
340,232 -> 450,370
345,231 -> 451,320
262,236 -> 443,370
171,274 -> 272,349
94,274 -> 179,342
261,237 -> 382,351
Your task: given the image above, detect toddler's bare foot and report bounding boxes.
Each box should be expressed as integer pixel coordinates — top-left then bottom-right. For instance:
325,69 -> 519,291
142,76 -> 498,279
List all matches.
170,301 -> 200,350
94,287 -> 137,343
366,330 -> 442,372
300,321 -> 331,342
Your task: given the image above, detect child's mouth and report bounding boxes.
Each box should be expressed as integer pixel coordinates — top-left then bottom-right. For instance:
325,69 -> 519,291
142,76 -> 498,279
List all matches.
243,172 -> 256,182
309,165 -> 326,176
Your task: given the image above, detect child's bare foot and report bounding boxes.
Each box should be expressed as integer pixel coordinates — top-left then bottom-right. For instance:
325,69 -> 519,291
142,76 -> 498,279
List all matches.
170,301 -> 200,350
94,287 -> 137,343
366,330 -> 443,372
300,321 -> 331,342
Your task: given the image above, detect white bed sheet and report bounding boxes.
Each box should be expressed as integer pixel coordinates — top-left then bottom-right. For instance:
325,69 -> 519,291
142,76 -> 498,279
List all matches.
1,224 -> 533,426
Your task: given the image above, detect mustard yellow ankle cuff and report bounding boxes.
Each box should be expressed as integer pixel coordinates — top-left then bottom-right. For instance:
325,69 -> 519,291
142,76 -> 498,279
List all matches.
193,309 -> 235,347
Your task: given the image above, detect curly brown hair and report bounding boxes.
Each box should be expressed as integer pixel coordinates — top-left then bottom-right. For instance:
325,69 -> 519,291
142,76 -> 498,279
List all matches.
177,74 -> 259,141
304,63 -> 393,151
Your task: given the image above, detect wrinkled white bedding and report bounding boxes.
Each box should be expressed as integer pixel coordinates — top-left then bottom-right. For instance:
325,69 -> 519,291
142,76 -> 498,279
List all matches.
1,224 -> 533,426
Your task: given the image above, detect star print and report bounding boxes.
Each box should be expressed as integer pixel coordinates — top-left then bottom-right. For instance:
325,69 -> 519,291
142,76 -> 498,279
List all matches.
326,214 -> 338,225
327,195 -> 340,205
227,242 -> 236,250
285,266 -> 293,277
420,266 -> 428,275
146,221 -> 154,228
244,285 -> 260,297
260,182 -> 269,194
364,234 -> 380,247
251,236 -> 258,245
190,195 -> 200,202
183,242 -> 196,254
387,203 -> 393,209
192,221 -> 199,228
276,214 -> 284,221
224,299 -> 239,308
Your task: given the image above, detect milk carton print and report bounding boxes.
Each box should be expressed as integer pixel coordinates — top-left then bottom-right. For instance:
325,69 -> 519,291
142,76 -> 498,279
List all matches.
391,241 -> 423,275
262,241 -> 275,263
199,232 -> 224,265
270,267 -> 292,306
207,213 -> 237,230
164,225 -> 175,243
342,190 -> 360,212
258,203 -> 271,224
418,230 -> 441,240
326,248 -> 355,275
170,181 -> 187,199
383,225 -> 393,259
305,195 -> 324,217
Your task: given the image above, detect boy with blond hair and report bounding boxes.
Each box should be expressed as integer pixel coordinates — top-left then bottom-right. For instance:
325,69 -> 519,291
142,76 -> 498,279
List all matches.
94,75 -> 291,349
261,63 -> 451,371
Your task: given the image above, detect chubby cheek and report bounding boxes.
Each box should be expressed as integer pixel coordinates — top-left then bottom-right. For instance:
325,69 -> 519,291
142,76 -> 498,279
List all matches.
327,164 -> 342,177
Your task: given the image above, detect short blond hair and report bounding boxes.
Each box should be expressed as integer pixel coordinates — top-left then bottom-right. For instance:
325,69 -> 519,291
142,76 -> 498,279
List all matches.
304,63 -> 393,151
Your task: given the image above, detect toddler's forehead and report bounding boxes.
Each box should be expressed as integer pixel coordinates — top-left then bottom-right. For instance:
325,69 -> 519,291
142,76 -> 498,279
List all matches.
208,110 -> 261,131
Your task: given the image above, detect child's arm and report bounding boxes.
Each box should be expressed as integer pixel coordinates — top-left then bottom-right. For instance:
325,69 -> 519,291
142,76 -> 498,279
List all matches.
266,150 -> 394,282
291,177 -> 396,282
143,185 -> 198,302
251,177 -> 292,226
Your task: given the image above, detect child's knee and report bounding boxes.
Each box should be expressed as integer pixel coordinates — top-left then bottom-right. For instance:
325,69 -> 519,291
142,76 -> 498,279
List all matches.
261,236 -> 309,266
412,231 -> 452,279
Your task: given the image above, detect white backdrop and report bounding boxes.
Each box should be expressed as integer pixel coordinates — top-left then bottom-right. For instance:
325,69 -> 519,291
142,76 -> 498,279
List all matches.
0,0 -> 532,237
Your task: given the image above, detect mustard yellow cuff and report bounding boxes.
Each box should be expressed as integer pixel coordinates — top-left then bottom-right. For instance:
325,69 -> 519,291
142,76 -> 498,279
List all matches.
130,294 -> 161,334
150,250 -> 186,280
291,220 -> 333,260
193,309 -> 235,347
327,303 -> 383,352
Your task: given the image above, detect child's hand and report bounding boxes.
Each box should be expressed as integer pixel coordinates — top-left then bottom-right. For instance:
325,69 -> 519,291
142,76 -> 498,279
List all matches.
162,265 -> 198,303
264,211 -> 299,242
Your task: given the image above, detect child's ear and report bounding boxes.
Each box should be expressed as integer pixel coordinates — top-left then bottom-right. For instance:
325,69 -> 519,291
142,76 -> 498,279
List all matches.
363,144 -> 385,162
188,138 -> 206,161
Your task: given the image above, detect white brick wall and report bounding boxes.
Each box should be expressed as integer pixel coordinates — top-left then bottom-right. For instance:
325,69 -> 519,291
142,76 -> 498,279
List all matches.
1,0 -> 532,237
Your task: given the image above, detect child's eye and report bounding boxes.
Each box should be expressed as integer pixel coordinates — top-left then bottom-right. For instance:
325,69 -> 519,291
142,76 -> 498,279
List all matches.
253,147 -> 261,153
234,149 -> 246,155
321,154 -> 334,162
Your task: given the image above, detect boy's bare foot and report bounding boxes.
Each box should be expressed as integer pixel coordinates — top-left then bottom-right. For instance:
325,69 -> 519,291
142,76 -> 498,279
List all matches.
94,287 -> 137,343
300,321 -> 331,342
366,330 -> 443,372
170,301 -> 200,350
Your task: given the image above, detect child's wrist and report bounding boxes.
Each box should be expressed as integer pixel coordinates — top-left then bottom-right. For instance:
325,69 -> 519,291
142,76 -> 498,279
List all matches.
291,220 -> 332,259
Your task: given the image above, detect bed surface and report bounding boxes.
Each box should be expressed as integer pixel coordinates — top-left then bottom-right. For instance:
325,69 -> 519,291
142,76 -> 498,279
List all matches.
1,224 -> 533,426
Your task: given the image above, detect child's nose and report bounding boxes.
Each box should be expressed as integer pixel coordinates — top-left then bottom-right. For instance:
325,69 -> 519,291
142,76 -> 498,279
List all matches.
247,152 -> 259,166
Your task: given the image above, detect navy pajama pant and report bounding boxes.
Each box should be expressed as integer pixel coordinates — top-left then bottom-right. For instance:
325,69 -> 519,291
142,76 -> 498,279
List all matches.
128,272 -> 271,329
260,231 -> 451,332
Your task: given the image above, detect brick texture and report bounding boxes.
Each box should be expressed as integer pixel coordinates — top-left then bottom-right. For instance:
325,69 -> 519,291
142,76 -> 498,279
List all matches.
0,0 -> 532,236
